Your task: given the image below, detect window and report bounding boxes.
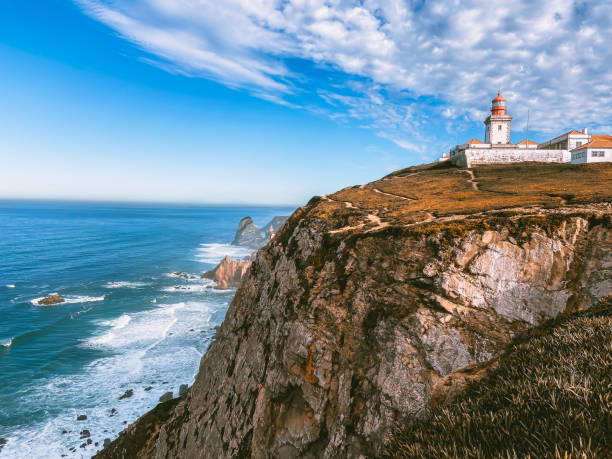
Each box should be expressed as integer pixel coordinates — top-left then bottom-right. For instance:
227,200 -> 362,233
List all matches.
591,151 -> 605,157
573,151 -> 586,159
576,141 -> 582,147
498,125 -> 502,131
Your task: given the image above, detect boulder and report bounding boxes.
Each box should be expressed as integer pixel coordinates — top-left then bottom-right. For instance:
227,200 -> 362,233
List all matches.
0,438 -> 6,452
159,392 -> 173,403
76,414 -> 87,421
179,384 -> 188,397
202,256 -> 252,289
37,294 -> 65,306
118,389 -> 133,400
79,430 -> 90,439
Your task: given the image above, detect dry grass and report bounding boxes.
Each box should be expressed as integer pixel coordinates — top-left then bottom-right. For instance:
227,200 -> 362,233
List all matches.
323,163 -> 612,229
386,297 -> 612,459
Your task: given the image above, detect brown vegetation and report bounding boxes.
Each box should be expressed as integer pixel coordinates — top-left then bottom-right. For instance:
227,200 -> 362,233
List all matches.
387,296 -> 612,458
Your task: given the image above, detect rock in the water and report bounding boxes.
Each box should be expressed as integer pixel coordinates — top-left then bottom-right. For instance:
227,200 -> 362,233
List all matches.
79,430 -> 90,439
144,386 -> 152,392
232,216 -> 289,249
103,438 -> 111,447
263,216 -> 289,240
37,294 -> 65,306
232,216 -> 266,248
76,414 -> 87,421
159,392 -> 173,403
118,389 -> 133,400
0,438 -> 6,452
179,384 -> 188,397
109,408 -> 117,417
202,256 -> 252,289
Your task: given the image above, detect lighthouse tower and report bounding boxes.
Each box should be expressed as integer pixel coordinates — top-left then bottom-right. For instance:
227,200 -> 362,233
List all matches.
484,91 -> 512,145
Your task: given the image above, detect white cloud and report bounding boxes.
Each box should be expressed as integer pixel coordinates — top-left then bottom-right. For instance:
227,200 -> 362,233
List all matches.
76,0 -> 612,159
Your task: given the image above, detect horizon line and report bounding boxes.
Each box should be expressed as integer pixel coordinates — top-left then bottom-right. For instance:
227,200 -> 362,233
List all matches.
0,197 -> 302,209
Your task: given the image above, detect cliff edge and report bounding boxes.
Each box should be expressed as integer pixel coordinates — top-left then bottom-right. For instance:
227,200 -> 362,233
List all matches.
96,162 -> 612,458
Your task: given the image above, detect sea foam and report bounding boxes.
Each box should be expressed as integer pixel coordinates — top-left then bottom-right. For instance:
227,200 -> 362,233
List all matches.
1,337 -> 13,348
195,243 -> 253,264
104,281 -> 150,289
30,294 -> 105,306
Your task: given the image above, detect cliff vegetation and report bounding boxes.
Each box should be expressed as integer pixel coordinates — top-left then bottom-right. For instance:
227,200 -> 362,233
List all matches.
387,296 -> 612,458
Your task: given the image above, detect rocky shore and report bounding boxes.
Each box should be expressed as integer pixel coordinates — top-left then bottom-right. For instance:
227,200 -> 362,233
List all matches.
96,162 -> 612,458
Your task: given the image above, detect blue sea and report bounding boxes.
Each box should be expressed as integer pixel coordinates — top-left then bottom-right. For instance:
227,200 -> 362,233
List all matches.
0,201 -> 294,458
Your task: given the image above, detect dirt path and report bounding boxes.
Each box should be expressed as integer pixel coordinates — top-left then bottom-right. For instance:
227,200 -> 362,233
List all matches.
461,169 -> 479,191
371,188 -> 415,201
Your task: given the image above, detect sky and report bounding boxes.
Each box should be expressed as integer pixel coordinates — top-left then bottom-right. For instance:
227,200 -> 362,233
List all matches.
0,0 -> 610,205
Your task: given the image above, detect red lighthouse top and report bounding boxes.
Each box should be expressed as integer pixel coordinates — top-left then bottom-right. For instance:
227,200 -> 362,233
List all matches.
491,91 -> 507,115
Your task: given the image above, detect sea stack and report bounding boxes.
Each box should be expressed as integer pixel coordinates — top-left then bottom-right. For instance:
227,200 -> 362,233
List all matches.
202,256 -> 252,289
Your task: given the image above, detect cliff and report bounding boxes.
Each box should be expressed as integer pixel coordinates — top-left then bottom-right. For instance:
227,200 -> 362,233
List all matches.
96,162 -> 612,458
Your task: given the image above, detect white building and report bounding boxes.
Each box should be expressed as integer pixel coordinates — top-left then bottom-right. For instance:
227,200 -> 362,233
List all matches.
448,92 -> 611,167
570,135 -> 612,164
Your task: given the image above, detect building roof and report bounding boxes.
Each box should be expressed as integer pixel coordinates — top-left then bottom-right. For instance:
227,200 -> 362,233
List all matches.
549,130 -> 587,142
517,139 -> 538,145
571,134 -> 612,151
492,91 -> 506,103
466,138 -> 485,145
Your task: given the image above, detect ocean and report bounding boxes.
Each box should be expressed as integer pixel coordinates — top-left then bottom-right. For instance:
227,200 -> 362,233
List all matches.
0,201 -> 294,458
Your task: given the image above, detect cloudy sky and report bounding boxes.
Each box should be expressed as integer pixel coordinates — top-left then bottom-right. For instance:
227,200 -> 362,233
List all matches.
1,0 -> 610,204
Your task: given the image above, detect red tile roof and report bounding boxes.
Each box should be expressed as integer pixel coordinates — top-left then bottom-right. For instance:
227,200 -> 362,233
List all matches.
517,139 -> 538,145
571,134 -> 612,151
466,139 -> 484,145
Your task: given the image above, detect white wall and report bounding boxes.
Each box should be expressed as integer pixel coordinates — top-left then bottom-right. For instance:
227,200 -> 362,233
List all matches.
452,149 -> 570,168
490,120 -> 510,145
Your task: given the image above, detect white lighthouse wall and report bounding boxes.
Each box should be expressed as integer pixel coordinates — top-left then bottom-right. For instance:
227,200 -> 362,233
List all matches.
489,121 -> 510,145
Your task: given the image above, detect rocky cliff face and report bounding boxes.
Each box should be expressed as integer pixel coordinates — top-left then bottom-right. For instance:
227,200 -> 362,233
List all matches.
232,216 -> 289,249
232,217 -> 266,249
96,163 -> 612,459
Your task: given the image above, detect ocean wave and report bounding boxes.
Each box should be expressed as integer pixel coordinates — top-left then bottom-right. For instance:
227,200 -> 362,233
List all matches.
1,337 -> 13,348
195,243 -> 253,264
85,303 -> 187,349
100,314 -> 132,329
30,294 -> 105,306
6,284 -> 16,288
104,281 -> 150,289
165,272 -> 201,281
162,280 -> 217,293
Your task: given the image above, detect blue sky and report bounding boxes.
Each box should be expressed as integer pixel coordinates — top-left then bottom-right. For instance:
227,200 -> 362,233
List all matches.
1,0 -> 610,205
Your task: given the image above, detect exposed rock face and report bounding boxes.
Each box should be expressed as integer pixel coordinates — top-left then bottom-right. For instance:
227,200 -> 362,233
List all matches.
203,256 -> 252,289
97,163 -> 612,458
232,216 -> 289,249
233,217 -> 266,249
37,294 -> 65,305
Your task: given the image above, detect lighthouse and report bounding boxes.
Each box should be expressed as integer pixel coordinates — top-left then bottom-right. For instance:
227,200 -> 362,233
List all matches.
484,91 -> 512,145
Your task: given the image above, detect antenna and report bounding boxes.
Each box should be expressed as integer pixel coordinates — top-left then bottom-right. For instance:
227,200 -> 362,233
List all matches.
526,109 -> 530,146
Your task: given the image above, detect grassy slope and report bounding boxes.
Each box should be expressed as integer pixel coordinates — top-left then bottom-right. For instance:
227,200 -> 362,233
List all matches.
387,297 -> 612,459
